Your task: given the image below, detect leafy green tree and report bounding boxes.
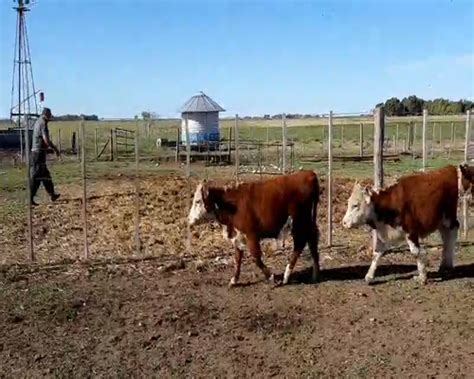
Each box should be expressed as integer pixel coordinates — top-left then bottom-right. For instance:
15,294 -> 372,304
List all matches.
384,97 -> 405,116
401,95 -> 425,115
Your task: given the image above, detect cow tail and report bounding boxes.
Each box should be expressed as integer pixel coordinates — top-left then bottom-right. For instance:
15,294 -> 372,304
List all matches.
312,174 -> 319,228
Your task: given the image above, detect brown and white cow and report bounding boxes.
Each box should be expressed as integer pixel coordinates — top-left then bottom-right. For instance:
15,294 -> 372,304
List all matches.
188,170 -> 320,286
342,164 -> 473,284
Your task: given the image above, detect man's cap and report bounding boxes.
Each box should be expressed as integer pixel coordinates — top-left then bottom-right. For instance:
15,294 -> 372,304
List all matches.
42,107 -> 52,118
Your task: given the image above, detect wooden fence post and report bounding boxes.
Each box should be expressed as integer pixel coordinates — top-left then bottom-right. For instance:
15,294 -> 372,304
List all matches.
340,124 -> 344,147
464,110 -> 470,162
407,123 -> 411,151
71,132 -> 76,156
359,122 -> 364,157
184,116 -> 192,252
282,114 -> 287,174
235,114 -> 239,179
110,129 -> 114,161
373,107 -> 385,250
463,110 -> 471,239
453,123 -> 457,151
227,126 -> 232,164
431,121 -> 436,158
175,126 -> 180,163
438,122 -> 442,147
322,124 -> 326,153
327,111 -> 333,247
76,125 -> 80,161
422,109 -> 427,171
58,127 -> 62,162
413,122 -> 418,156
448,122 -> 454,158
80,117 -> 89,260
395,123 -> 399,153
94,128 -> 98,159
134,120 -> 141,254
24,117 -> 34,261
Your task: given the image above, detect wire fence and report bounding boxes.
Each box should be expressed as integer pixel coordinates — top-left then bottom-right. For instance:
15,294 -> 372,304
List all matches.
0,110 -> 472,265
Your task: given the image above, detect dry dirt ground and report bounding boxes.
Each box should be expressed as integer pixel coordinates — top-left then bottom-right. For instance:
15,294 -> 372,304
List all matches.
1,173 -> 474,377
1,173 -> 371,264
1,255 -> 473,378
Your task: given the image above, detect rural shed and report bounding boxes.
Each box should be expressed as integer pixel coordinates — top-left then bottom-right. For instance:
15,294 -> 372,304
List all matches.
179,92 -> 225,145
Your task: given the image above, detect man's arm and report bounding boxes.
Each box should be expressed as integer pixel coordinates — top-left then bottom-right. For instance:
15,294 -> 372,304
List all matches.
42,126 -> 60,156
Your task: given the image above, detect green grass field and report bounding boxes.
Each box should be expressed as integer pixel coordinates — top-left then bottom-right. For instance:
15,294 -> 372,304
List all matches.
0,114 -> 469,185
1,114 -> 468,162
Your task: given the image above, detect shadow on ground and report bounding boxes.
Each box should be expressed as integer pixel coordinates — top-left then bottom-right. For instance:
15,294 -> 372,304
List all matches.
279,263 -> 474,286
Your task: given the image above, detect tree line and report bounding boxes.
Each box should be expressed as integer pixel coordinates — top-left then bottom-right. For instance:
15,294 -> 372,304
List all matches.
377,96 -> 473,117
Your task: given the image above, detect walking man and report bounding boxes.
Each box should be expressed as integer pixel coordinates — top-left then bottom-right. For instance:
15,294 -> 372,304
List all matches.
30,107 -> 60,205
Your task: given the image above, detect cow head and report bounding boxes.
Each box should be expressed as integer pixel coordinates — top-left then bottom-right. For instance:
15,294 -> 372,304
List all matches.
459,164 -> 474,196
342,181 -> 374,228
188,181 -> 215,226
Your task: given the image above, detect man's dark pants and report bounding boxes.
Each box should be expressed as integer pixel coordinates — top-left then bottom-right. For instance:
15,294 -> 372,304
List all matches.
30,151 -> 55,200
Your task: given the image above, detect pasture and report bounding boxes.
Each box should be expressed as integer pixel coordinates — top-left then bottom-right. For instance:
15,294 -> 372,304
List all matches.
1,115 -> 473,377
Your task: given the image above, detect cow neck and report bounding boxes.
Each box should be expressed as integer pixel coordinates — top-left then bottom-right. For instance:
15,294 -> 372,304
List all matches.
369,189 -> 400,228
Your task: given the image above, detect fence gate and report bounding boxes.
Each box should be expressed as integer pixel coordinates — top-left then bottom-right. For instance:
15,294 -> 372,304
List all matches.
114,128 -> 135,160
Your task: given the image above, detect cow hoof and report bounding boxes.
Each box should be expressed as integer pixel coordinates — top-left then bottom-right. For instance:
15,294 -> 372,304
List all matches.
413,275 -> 427,285
269,274 -> 284,287
364,275 -> 374,284
228,277 -> 238,287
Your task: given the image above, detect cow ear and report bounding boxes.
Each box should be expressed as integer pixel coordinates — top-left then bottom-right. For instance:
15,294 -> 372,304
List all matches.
201,181 -> 209,199
460,164 -> 469,179
362,185 -> 374,197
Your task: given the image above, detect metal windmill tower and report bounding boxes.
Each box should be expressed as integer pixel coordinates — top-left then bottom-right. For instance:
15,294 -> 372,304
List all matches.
9,0 -> 42,261
9,0 -> 43,157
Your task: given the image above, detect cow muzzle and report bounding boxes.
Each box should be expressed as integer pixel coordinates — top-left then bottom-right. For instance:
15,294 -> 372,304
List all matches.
342,217 -> 352,229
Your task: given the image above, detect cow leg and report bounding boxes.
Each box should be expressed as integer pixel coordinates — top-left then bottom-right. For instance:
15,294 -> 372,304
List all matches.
229,247 -> 244,287
438,225 -> 458,278
283,224 -> 308,285
406,235 -> 428,285
364,238 -> 385,284
283,250 -> 301,285
307,226 -> 320,283
247,237 -> 273,282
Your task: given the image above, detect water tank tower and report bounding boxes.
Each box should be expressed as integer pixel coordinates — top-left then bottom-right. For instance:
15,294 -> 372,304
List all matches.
179,92 -> 225,146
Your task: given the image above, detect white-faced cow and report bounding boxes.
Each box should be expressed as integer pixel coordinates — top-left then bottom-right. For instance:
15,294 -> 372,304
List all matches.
342,164 -> 473,284
188,170 -> 320,286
